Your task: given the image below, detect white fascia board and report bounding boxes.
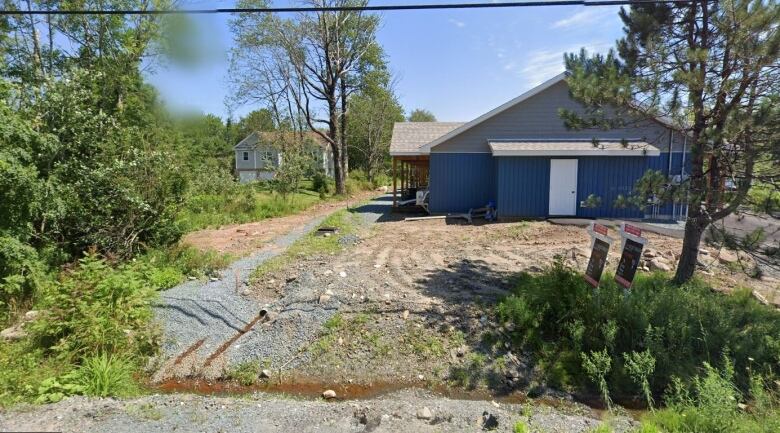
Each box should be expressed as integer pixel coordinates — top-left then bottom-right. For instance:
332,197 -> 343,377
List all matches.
419,73 -> 568,152
491,149 -> 661,157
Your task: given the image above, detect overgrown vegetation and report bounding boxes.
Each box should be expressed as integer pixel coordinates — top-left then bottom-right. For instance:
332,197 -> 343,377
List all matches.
497,261 -> 780,408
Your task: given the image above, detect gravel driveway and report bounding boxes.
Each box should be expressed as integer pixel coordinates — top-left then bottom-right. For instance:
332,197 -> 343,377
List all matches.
152,196 -> 391,381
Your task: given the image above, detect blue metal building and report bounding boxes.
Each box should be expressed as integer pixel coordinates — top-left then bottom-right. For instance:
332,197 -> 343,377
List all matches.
390,74 -> 689,220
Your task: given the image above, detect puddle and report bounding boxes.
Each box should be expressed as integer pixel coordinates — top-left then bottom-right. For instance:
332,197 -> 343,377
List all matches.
156,376 -> 528,404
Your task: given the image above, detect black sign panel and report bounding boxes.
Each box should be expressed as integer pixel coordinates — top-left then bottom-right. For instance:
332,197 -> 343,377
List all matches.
585,238 -> 610,287
616,238 -> 644,288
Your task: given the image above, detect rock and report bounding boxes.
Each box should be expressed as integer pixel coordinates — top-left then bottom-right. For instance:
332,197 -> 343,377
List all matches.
286,276 -> 298,283
209,277 -> 219,282
643,248 -> 658,258
322,389 -> 337,399
649,257 -> 672,272
527,265 -> 543,273
260,369 -> 272,379
401,310 -> 410,320
481,411 -> 499,430
456,345 -> 467,357
718,249 -> 739,264
23,310 -> 40,321
700,248 -> 710,256
416,407 -> 432,420
319,294 -> 331,304
339,271 -> 347,278
373,264 -> 381,268
0,324 -> 26,341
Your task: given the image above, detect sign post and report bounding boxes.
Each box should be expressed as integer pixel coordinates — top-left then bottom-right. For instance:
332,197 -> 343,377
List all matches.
584,223 -> 613,287
615,223 -> 648,289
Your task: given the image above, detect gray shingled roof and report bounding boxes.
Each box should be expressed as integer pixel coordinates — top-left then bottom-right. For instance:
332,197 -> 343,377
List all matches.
489,140 -> 660,156
390,122 -> 464,154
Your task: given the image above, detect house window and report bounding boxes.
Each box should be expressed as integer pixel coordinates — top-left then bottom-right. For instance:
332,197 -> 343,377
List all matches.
242,151 -> 249,161
261,151 -> 273,161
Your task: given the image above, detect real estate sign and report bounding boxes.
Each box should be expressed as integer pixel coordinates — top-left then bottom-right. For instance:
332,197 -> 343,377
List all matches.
584,223 -> 613,287
615,224 -> 647,288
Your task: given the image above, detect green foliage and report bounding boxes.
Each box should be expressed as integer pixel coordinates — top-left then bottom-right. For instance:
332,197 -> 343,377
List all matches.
513,421 -> 530,433
748,183 -> 780,214
73,354 -> 138,398
582,349 -> 613,409
496,262 -> 780,402
0,341 -> 64,407
31,254 -> 159,361
407,108 -> 437,122
227,361 -> 261,386
641,363 -> 780,433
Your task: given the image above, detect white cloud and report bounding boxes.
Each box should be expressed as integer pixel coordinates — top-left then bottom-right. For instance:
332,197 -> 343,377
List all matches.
448,18 -> 466,28
551,7 -> 619,29
519,42 -> 613,86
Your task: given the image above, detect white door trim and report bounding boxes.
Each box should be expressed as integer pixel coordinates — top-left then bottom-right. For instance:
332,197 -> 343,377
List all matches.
549,159 -> 578,216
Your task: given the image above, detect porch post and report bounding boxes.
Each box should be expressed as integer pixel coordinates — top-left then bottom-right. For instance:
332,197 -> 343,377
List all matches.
392,157 -> 397,207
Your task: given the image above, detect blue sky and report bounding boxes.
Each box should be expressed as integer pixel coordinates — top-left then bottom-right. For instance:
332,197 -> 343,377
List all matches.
146,1 -> 625,122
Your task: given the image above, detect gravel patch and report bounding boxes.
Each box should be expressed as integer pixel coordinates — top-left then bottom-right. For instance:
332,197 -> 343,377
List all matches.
0,389 -> 636,433
152,196 -> 391,380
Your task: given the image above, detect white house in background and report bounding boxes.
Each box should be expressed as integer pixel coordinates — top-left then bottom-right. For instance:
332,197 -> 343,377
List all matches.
234,131 -> 335,183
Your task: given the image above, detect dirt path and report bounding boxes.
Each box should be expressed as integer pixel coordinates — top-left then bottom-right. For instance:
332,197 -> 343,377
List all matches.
182,190 -> 379,256
0,389 -> 635,433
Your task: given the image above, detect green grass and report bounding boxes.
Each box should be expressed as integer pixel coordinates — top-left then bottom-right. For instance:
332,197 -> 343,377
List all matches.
227,361 -> 261,386
250,209 -> 363,282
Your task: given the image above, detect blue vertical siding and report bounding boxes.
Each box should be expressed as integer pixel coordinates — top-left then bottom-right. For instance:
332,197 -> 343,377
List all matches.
496,157 -> 550,217
431,152 -> 689,220
576,156 -> 648,219
429,153 -> 496,213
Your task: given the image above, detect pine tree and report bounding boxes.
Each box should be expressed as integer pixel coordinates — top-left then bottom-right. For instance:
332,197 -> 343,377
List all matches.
563,0 -> 780,283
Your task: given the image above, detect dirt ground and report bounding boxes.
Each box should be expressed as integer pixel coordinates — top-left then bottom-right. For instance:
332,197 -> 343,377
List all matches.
243,213 -> 778,401
182,190 -> 379,256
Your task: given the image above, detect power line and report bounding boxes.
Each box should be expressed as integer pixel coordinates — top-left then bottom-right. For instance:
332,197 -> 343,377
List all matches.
1,1 -> 696,16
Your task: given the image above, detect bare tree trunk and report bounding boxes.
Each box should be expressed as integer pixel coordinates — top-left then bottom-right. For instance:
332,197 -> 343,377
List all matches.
329,99 -> 346,194
339,79 -> 349,179
674,213 -> 707,284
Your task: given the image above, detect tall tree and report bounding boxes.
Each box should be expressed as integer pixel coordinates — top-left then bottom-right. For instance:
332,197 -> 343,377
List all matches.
347,73 -> 404,182
563,0 -> 779,283
407,108 -> 437,122
229,0 -> 381,194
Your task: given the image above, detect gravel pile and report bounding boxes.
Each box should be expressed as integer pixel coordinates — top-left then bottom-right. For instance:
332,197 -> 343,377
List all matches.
337,233 -> 361,246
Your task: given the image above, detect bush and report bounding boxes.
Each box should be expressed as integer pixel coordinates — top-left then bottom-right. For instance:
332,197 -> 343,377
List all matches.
30,254 -> 159,361
496,261 -> 780,403
641,362 -> 780,433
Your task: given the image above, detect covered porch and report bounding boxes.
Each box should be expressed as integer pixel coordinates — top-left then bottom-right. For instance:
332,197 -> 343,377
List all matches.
391,155 -> 430,209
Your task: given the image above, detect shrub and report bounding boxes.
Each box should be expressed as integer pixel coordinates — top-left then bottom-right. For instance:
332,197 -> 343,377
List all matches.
641,362 -> 780,433
496,261 -> 780,402
30,254 -> 159,361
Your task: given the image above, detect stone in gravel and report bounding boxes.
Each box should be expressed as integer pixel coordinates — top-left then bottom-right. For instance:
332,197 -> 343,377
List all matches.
416,407 -> 433,420
209,277 -> 219,282
718,249 -> 739,264
0,324 -> 26,341
324,270 -> 333,276
322,389 -> 337,399
319,294 -> 331,304
260,369 -> 271,379
23,310 -> 40,321
481,411 -> 499,430
339,271 -> 347,278
402,310 -> 410,320
373,264 -> 381,268
649,258 -> 672,272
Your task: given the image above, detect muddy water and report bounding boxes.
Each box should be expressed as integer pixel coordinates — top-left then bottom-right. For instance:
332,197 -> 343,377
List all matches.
156,377 -> 529,404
